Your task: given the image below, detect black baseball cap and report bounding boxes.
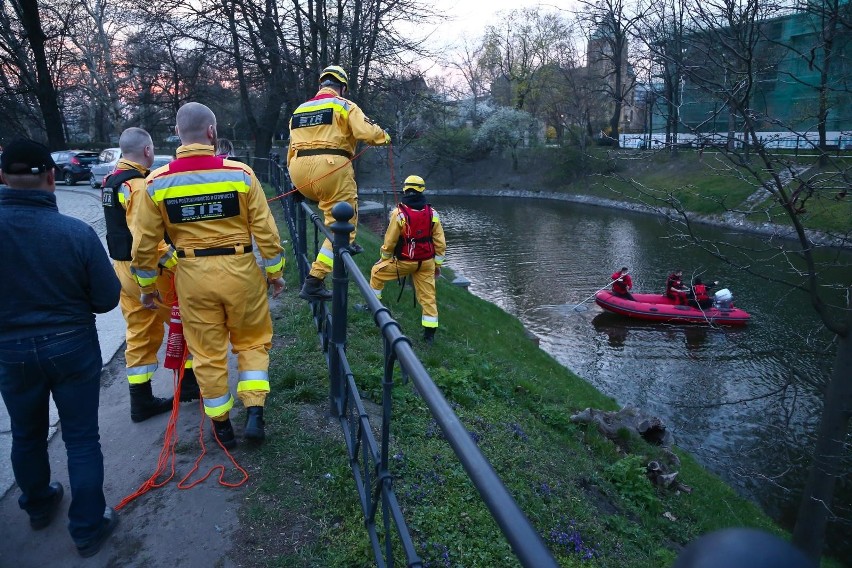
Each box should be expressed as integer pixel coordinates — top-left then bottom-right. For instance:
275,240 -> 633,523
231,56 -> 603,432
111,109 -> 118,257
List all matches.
0,138 -> 56,175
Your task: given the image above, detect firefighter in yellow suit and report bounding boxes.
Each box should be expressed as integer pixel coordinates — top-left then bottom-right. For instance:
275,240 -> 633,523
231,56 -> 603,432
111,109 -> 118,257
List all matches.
287,64 -> 390,301
370,175 -> 446,344
102,127 -> 200,423
131,103 -> 285,448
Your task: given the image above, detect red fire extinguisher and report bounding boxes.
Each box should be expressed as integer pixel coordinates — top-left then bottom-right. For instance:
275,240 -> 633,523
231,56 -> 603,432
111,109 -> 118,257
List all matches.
164,301 -> 186,370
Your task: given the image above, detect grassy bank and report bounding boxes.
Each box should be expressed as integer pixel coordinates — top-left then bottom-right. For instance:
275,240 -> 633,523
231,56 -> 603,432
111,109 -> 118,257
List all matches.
235,200 -> 807,567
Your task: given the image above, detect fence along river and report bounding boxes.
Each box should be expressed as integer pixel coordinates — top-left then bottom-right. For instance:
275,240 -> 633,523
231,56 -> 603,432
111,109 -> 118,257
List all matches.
431,194 -> 850,554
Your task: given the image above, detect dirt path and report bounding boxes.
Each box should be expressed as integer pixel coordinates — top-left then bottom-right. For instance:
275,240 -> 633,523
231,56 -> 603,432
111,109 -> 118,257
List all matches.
0,343 -> 256,567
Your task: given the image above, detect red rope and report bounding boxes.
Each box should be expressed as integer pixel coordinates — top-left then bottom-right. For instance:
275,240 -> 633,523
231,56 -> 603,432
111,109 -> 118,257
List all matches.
116,283 -> 249,510
387,140 -> 399,206
115,365 -> 184,510
177,400 -> 249,489
266,145 -> 372,203
267,143 -> 398,203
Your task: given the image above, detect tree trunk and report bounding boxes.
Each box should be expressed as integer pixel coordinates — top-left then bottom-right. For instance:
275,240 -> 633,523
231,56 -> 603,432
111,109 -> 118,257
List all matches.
16,0 -> 66,149
816,1 -> 838,166
726,103 -> 736,152
609,100 -> 622,148
609,48 -> 623,149
792,309 -> 852,562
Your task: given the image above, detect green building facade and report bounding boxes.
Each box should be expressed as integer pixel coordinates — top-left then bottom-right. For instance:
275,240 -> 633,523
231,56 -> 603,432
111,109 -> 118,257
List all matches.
679,4 -> 852,142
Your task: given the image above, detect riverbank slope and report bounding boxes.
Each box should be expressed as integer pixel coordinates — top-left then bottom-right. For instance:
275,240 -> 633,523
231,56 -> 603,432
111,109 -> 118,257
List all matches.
238,206 -> 829,567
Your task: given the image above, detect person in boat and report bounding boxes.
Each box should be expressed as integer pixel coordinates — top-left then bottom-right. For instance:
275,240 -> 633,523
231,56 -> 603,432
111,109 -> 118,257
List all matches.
611,267 -> 635,300
688,277 -> 718,310
665,269 -> 690,304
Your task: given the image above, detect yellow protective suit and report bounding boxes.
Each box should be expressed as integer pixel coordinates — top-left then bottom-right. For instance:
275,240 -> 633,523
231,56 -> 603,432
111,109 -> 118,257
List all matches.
370,200 -> 446,329
287,86 -> 388,280
109,159 -> 191,385
130,145 -> 284,420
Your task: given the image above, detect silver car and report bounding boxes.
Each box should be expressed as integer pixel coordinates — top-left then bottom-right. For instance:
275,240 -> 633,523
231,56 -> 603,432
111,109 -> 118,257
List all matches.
90,148 -> 121,188
90,150 -> 173,188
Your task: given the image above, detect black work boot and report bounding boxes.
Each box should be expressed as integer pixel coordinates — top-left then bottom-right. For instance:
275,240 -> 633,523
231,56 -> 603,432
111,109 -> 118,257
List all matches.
244,406 -> 266,442
29,481 -> 64,530
179,368 -> 201,402
76,507 -> 119,558
212,418 -> 237,450
299,276 -> 333,301
423,327 -> 436,345
348,242 -> 364,255
129,382 -> 173,423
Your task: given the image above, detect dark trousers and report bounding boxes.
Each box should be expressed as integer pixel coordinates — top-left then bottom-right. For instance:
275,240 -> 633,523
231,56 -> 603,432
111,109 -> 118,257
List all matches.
0,326 -> 106,544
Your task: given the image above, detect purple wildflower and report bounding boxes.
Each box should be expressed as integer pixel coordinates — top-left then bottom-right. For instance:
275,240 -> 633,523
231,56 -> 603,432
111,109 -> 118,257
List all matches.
506,422 -> 529,442
547,518 -> 597,560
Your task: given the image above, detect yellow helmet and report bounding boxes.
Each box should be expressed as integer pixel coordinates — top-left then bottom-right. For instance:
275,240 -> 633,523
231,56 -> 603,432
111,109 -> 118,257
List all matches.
319,65 -> 349,87
403,175 -> 426,192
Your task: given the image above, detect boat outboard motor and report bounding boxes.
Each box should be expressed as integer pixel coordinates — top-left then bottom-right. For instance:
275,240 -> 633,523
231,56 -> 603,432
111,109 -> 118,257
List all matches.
714,288 -> 733,310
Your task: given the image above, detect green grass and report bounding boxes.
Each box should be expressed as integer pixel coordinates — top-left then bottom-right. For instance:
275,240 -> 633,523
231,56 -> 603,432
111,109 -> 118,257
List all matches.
448,146 -> 849,232
744,161 -> 852,234
228,195 -> 835,567
567,150 -> 848,232
562,151 -> 764,215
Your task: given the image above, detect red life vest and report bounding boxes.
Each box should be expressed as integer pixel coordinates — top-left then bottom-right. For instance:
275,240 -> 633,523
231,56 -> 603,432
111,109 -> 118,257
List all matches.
666,273 -> 683,298
611,271 -> 631,294
394,203 -> 435,261
693,284 -> 709,301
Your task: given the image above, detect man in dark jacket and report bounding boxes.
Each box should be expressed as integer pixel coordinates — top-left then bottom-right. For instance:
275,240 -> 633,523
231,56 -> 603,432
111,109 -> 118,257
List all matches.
0,139 -> 121,558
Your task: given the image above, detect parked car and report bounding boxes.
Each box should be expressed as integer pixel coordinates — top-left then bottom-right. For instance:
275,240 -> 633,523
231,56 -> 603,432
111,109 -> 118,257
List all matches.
51,150 -> 100,185
165,135 -> 181,143
89,148 -> 120,188
90,152 -> 173,188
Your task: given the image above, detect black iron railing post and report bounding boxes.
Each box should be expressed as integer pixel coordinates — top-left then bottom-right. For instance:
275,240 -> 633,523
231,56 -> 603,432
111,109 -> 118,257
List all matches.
329,202 -> 354,416
296,202 -> 308,284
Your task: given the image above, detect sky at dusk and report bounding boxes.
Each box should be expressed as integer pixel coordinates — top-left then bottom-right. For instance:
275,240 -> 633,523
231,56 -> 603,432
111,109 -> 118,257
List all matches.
424,0 -> 570,47
401,1 -> 578,82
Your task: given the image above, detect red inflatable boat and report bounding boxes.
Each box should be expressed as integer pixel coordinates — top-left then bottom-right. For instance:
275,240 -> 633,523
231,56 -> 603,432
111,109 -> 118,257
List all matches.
594,290 -> 751,326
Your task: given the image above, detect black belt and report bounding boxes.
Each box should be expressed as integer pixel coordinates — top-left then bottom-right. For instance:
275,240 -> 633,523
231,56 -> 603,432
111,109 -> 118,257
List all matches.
177,244 -> 253,258
296,148 -> 352,159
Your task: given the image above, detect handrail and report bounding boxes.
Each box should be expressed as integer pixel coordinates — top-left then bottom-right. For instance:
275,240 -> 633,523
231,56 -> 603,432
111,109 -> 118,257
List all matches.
268,155 -> 558,568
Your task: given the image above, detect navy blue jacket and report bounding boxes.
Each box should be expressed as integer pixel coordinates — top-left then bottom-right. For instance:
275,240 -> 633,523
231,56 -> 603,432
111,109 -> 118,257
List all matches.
0,187 -> 120,341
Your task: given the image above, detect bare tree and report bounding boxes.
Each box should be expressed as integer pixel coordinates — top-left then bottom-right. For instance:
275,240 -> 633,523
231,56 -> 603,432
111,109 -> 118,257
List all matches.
478,8 -> 574,113
578,0 -> 648,147
135,0 -> 439,161
637,0 -> 691,153
64,0 -> 129,142
448,38 -> 490,126
1,0 -> 67,148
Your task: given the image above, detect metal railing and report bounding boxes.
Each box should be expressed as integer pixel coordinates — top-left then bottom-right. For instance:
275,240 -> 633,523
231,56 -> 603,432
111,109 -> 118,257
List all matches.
268,156 -> 558,568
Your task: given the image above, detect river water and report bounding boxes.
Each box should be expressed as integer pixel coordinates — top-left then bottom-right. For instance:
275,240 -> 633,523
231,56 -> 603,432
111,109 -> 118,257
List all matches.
432,194 -> 850,553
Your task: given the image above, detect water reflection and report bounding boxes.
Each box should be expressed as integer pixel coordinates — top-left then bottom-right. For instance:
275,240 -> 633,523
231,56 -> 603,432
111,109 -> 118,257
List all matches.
591,312 -> 712,350
435,195 -> 850,554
